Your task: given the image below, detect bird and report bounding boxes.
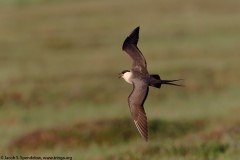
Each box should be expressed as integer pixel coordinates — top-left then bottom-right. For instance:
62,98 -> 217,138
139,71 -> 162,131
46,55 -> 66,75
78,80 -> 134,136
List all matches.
119,26 -> 183,141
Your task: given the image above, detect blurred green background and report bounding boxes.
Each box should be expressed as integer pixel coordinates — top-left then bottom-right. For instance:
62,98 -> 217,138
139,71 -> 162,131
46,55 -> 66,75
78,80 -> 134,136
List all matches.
0,0 -> 240,159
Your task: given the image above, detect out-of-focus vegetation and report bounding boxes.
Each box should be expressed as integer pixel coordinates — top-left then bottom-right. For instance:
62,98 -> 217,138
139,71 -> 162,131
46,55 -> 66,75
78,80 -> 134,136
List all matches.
0,0 -> 240,159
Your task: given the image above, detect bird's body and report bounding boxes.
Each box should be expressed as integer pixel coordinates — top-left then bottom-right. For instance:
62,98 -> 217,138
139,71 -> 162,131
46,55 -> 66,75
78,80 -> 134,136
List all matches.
119,27 -> 182,141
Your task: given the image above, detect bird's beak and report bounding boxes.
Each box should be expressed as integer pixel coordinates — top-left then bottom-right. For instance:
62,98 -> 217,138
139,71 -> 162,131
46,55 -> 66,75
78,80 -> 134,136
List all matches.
118,73 -> 122,78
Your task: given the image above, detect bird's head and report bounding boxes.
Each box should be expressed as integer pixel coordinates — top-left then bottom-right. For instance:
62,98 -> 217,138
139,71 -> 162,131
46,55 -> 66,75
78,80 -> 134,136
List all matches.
118,70 -> 132,84
118,70 -> 130,78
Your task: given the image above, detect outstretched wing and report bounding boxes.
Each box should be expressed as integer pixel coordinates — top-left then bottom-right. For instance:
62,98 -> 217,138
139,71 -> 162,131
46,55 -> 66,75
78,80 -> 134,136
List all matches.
128,79 -> 149,141
122,27 -> 147,73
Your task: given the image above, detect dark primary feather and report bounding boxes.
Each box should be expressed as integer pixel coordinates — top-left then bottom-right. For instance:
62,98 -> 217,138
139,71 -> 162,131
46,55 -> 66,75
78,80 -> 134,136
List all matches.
122,27 -> 147,73
128,79 -> 149,141
122,27 -> 139,49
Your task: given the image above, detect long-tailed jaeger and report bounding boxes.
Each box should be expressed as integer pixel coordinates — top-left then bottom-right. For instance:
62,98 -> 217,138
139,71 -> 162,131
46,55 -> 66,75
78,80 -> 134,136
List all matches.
119,26 -> 183,141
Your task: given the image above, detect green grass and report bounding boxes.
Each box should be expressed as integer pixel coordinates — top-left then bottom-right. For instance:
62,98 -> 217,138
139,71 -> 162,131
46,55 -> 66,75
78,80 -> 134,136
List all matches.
0,0 -> 240,159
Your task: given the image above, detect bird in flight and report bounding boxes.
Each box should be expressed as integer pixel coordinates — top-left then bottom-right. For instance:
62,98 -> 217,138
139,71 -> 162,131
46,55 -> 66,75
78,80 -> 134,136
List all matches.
119,26 -> 182,141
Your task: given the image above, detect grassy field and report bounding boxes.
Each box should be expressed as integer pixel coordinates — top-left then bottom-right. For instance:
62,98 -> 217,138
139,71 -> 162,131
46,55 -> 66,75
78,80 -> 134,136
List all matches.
0,0 -> 240,159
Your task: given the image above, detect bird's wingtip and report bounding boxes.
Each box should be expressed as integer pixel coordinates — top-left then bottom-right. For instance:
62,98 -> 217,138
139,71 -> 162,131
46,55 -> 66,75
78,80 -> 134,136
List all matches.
122,26 -> 140,50
135,26 -> 140,32
143,135 -> 148,141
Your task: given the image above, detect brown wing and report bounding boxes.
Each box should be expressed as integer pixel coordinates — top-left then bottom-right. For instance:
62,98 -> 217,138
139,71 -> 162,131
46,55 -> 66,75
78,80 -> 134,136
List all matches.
128,79 -> 149,141
122,27 -> 148,73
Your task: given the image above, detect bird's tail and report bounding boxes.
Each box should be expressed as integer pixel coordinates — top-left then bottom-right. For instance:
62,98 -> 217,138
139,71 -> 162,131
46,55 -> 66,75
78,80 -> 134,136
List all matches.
149,74 -> 161,88
149,74 -> 183,88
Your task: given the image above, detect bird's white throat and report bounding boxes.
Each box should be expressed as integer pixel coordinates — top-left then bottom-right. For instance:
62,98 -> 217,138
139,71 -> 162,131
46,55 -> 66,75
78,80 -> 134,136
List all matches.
122,71 -> 133,84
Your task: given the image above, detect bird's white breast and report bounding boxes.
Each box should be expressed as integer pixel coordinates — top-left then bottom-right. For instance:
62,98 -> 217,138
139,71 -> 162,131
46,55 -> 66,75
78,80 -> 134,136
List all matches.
122,72 -> 133,84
